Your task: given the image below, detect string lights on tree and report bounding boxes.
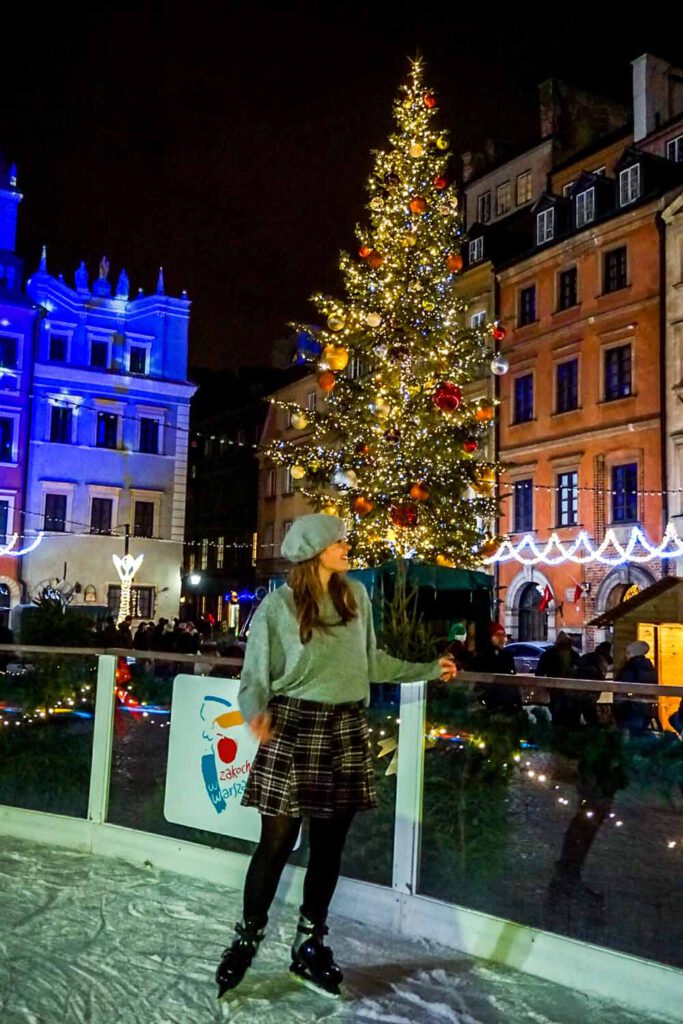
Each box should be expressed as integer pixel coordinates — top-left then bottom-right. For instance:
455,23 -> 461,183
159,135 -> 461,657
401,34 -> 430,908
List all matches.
263,58 -> 504,567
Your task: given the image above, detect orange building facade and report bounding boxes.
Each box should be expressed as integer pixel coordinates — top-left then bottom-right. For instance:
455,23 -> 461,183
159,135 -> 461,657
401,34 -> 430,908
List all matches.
496,152 -> 683,646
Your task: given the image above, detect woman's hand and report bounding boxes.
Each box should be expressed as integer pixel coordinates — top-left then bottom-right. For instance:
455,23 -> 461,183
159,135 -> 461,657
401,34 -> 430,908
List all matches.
439,655 -> 457,682
249,711 -> 274,743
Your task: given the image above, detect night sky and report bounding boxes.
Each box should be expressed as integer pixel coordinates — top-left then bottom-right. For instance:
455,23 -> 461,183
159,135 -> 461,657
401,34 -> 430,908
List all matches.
0,3 -> 678,369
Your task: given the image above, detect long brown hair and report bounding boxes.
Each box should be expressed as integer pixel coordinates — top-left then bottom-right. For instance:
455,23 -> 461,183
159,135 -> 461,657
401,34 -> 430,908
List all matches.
290,556 -> 357,644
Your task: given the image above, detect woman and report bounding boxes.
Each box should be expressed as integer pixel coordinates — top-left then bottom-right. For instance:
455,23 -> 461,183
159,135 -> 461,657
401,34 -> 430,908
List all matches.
215,513 -> 456,999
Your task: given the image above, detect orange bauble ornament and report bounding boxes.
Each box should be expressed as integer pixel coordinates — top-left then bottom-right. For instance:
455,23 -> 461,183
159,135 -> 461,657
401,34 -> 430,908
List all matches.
367,250 -> 384,269
446,253 -> 463,273
352,495 -> 374,516
423,92 -> 438,109
409,482 -> 430,501
409,196 -> 428,214
318,371 -> 336,393
433,175 -> 448,190
322,344 -> 349,371
475,404 -> 495,422
358,245 -> 372,259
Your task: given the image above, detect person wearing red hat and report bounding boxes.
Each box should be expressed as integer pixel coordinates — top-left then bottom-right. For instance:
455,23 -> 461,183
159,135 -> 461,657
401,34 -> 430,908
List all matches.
472,621 -> 520,712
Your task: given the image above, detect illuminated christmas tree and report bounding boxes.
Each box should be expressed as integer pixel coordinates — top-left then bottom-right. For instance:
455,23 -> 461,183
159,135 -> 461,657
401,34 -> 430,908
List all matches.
267,59 -> 506,567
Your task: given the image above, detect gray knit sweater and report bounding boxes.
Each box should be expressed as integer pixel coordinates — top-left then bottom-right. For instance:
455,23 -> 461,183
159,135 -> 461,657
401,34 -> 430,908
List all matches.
237,578 -> 442,723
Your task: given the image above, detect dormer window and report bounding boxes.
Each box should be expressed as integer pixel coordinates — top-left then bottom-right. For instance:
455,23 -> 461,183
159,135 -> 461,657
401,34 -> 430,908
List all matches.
469,236 -> 484,263
576,188 -> 595,228
536,209 -> 554,245
620,165 -> 640,206
666,136 -> 683,162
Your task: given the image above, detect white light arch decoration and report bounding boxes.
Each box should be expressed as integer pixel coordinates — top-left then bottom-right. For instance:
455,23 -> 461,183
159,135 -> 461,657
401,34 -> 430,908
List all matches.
112,553 -> 144,624
485,524 -> 683,567
0,533 -> 44,558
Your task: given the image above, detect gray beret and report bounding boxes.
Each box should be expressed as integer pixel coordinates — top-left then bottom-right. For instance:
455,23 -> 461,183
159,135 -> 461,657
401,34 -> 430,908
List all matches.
280,513 -> 347,563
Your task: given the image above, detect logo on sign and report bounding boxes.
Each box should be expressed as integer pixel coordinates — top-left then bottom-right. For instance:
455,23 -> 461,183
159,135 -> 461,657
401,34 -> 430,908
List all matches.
200,695 -> 251,814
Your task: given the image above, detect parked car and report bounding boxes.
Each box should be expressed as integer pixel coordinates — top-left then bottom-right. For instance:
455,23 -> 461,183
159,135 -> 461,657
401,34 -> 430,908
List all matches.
504,641 -> 554,674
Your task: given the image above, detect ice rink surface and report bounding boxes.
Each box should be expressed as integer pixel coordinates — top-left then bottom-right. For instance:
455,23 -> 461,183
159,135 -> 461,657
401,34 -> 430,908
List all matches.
0,836 -> 672,1023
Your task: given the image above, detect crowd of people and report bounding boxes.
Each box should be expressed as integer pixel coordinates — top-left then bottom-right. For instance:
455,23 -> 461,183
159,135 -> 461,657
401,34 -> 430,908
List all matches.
93,614 -> 214,654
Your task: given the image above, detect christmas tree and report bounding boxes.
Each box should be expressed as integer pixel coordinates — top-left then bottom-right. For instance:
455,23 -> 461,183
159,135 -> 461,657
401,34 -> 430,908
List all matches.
267,59 -> 506,568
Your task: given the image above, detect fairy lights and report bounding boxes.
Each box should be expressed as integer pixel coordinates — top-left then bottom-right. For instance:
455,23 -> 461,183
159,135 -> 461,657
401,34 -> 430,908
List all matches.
0,532 -> 44,557
112,553 -> 144,624
485,523 -> 683,567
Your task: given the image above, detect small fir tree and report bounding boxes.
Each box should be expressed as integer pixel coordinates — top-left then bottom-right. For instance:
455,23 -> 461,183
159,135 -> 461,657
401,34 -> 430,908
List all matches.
266,59 -> 506,567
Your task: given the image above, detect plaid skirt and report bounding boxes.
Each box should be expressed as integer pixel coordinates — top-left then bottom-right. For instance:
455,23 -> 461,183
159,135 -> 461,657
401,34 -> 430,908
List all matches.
241,695 -> 377,818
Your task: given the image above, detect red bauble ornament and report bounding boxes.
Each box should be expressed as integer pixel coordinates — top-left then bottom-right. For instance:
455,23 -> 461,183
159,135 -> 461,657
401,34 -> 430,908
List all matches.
446,253 -> 464,273
433,381 -> 462,413
356,442 -> 370,456
409,482 -> 430,501
433,175 -> 448,190
423,92 -> 438,109
391,503 -> 418,528
409,196 -> 428,214
492,325 -> 507,342
352,495 -> 374,516
367,251 -> 385,269
463,439 -> 478,454
358,244 -> 372,259
318,371 -> 336,393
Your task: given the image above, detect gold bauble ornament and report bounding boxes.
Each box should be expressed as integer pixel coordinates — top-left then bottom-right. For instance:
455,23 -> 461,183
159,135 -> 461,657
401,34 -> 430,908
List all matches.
322,344 -> 349,371
422,299 -> 435,311
436,553 -> 456,567
372,397 -> 391,419
479,538 -> 501,559
321,505 -> 338,515
409,142 -> 424,158
370,196 -> 384,211
327,313 -> 345,332
290,411 -> 309,430
401,232 -> 417,248
290,464 -> 306,480
366,311 -> 382,327
438,202 -> 451,216
436,134 -> 449,150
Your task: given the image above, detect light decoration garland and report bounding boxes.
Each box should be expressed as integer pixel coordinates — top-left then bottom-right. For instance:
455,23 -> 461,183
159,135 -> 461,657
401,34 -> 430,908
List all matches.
485,523 -> 683,567
0,532 -> 44,557
112,553 -> 144,623
260,58 -> 502,568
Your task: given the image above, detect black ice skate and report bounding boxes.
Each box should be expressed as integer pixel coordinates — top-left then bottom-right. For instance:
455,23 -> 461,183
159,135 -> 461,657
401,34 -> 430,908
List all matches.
215,918 -> 266,999
289,914 -> 343,998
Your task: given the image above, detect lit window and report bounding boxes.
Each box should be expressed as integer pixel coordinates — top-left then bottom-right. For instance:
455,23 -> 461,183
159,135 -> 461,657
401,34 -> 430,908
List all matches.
516,170 -> 532,205
496,181 -> 512,215
470,311 -> 486,329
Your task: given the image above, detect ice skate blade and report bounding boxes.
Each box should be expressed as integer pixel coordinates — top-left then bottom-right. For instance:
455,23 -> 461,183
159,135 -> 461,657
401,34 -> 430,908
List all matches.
290,963 -> 341,999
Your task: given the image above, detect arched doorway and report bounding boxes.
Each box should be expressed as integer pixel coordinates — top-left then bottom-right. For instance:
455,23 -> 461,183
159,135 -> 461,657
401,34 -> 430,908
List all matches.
0,583 -> 9,611
518,583 -> 548,641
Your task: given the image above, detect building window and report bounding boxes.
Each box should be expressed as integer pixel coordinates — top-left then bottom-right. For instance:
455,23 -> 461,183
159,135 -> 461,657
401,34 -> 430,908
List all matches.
470,311 -> 486,329
44,493 -> 67,532
496,180 -> 512,216
666,136 -> 683,162
129,346 -> 148,374
0,417 -> 13,462
306,391 -> 317,411
477,191 -> 491,223
262,521 -> 274,554
558,267 -> 578,310
612,463 -> 638,523
513,479 -> 533,532
216,536 -> 225,569
576,188 -> 595,227
536,208 -> 554,245
200,538 -> 209,570
266,468 -> 276,497
133,500 -> 154,538
0,499 -> 8,544
619,165 -> 640,206
513,374 -> 534,423
108,585 -> 154,620
556,471 -> 578,527
556,359 -> 579,413
347,356 -> 363,380
604,344 -> 632,400
604,247 -> 628,293
283,466 -> 294,494
90,339 -> 109,369
50,405 -> 73,444
90,497 -> 113,535
468,236 -> 484,263
518,285 -> 536,326
139,417 -> 160,454
516,170 -> 532,205
96,411 -> 119,449
48,333 -> 68,362
0,336 -> 17,369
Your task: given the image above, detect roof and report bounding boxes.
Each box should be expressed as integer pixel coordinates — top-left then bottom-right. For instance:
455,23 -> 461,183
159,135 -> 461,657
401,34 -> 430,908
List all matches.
589,576 -> 683,627
350,560 -> 492,593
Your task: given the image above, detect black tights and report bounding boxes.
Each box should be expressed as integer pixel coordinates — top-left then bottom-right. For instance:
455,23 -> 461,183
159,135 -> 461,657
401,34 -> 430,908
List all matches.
243,811 -> 355,927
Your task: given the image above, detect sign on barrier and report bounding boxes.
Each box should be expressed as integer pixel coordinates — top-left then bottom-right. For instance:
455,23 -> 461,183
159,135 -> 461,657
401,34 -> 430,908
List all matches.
164,675 -> 264,843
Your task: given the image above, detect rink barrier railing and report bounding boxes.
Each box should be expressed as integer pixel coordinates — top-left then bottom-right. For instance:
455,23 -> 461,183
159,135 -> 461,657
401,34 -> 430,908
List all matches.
0,645 -> 682,1020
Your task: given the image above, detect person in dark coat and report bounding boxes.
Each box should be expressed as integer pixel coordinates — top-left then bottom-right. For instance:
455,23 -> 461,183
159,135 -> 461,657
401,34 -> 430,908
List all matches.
536,631 -> 581,729
614,640 -> 658,734
473,622 -> 520,712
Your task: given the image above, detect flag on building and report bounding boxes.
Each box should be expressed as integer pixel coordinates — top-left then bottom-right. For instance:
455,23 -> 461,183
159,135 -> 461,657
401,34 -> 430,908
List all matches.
539,584 -> 554,613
